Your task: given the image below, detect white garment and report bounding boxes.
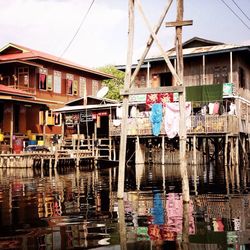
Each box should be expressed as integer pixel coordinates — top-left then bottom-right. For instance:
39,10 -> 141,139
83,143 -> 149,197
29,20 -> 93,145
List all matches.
130,106 -> 137,118
164,102 -> 191,139
208,103 -> 214,115
116,107 -> 122,118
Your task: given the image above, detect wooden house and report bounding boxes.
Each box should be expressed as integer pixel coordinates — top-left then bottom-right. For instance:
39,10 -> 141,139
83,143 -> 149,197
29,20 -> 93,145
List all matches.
112,37 -> 250,182
0,43 -> 112,152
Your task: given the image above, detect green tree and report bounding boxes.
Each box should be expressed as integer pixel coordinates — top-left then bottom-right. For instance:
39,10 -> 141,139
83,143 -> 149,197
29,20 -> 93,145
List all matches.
98,65 -> 124,100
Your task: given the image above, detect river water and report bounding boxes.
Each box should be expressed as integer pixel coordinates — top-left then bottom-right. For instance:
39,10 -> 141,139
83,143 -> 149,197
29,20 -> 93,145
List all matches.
0,164 -> 249,249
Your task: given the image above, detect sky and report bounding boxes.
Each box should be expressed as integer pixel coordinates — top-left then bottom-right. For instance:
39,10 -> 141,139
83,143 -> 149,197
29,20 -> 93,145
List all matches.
0,0 -> 250,68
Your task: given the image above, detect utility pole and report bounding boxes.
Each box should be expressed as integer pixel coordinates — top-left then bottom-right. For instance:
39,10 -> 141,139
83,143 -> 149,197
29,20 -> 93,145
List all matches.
117,0 -> 135,199
176,0 -> 189,203
166,0 -> 192,203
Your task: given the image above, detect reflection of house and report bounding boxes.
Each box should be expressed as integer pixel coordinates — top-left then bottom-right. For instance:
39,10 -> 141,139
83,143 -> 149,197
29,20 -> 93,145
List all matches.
0,43 -> 111,152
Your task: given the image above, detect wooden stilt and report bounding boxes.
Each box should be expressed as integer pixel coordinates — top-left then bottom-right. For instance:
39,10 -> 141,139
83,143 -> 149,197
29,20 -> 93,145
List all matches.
117,0 -> 135,199
76,123 -> 80,167
113,139 -> 116,161
235,136 -> 240,191
224,135 -> 229,194
161,136 -> 165,165
10,103 -> 14,153
230,138 -> 235,191
193,135 -> 197,195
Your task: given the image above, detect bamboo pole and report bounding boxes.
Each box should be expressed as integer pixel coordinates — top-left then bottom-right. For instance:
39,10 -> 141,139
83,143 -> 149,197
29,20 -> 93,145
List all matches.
117,0 -> 135,199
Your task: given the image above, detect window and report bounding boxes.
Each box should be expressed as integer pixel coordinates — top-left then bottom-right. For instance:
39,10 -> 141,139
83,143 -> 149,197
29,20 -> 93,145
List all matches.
159,72 -> 172,86
18,67 -> 29,87
73,80 -> 78,95
47,75 -> 53,91
45,110 -> 54,125
39,68 -> 48,90
239,67 -> 245,88
92,80 -> 98,96
54,71 -> 61,93
66,73 -> 74,95
79,77 -> 87,97
213,66 -> 228,84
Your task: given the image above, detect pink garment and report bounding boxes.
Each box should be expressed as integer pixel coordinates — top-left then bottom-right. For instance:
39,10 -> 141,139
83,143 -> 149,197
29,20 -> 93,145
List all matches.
164,102 -> 191,139
213,102 -> 220,114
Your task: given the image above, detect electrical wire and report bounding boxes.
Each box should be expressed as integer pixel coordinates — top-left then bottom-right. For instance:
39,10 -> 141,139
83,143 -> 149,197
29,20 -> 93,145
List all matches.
58,0 -> 95,61
219,0 -> 250,30
230,0 -> 250,21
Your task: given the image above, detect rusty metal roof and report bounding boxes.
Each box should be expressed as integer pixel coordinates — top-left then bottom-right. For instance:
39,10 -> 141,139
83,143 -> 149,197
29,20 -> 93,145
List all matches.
146,43 -> 250,62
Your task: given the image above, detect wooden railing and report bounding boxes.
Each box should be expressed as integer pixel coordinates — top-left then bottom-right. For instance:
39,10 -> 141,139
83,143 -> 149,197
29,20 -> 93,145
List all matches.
109,115 -> 240,136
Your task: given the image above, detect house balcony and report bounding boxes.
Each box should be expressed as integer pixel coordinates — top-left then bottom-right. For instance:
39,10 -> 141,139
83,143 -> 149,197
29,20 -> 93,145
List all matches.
109,115 -> 240,137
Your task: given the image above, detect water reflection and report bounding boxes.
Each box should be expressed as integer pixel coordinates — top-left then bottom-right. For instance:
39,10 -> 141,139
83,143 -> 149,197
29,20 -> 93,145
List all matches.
0,166 -> 249,249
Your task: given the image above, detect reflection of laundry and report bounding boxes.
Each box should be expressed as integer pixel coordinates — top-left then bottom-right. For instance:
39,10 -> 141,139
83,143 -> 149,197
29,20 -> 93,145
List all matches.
164,102 -> 191,139
212,218 -> 224,232
150,103 -> 163,136
152,192 -> 164,225
233,218 -> 241,231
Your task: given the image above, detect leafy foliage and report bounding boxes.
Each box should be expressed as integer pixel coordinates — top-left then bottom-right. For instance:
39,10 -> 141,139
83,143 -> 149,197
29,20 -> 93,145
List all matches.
98,65 -> 124,100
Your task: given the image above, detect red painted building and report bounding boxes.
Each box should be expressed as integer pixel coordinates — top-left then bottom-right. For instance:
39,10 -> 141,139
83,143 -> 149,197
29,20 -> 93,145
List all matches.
0,43 -> 111,150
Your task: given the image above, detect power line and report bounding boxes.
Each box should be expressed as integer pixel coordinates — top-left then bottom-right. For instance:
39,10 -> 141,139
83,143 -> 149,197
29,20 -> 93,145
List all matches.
58,0 -> 95,61
219,0 -> 250,30
231,0 -> 250,22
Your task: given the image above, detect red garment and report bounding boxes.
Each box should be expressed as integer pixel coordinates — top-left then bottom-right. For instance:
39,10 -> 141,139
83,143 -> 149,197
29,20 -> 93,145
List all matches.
39,74 -> 46,89
67,79 -> 73,94
146,93 -> 174,109
158,93 -> 173,106
146,93 -> 158,108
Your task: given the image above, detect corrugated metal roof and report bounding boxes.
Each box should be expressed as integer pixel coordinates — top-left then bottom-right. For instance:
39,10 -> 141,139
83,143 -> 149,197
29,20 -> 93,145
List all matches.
146,44 -> 250,62
53,103 -> 120,113
0,43 -> 112,79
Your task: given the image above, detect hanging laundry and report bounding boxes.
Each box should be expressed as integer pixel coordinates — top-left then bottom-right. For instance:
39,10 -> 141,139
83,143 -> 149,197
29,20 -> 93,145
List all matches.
146,93 -> 158,109
158,93 -> 174,106
150,103 -> 163,136
164,102 -> 191,139
213,102 -> 220,114
116,106 -> 122,118
208,103 -> 214,115
130,106 -> 137,118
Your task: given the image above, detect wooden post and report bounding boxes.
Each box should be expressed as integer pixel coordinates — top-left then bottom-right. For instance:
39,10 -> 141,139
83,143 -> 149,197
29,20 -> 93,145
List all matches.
10,103 -> 14,152
202,55 -> 206,84
224,135 -> 229,193
235,136 -> 240,190
161,136 -> 165,165
193,135 -> 197,195
76,123 -> 80,167
175,0 -> 190,203
230,51 -> 233,83
117,0 -> 135,199
61,118 -> 65,149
